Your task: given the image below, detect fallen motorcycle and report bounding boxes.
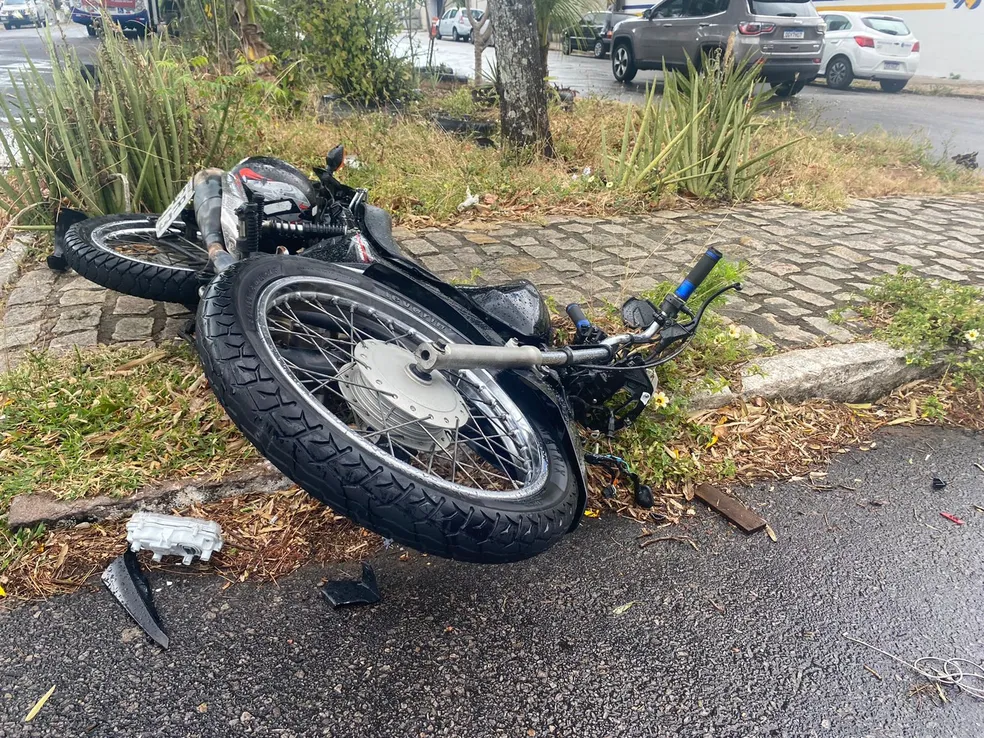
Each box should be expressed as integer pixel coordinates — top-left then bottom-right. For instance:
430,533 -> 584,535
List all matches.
65,146 -> 740,564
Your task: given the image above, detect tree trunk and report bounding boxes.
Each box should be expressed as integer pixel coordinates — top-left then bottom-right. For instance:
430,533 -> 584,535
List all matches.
486,0 -> 552,157
466,2 -> 493,86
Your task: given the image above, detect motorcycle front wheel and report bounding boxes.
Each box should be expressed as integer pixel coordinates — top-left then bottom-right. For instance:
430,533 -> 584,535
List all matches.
65,214 -> 208,305
196,256 -> 580,563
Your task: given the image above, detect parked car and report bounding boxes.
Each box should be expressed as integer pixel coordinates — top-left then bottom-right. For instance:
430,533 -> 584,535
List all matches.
562,10 -> 637,59
610,0 -> 825,97
436,6 -> 484,42
71,0 -> 178,36
1,0 -> 48,29
819,12 -> 919,92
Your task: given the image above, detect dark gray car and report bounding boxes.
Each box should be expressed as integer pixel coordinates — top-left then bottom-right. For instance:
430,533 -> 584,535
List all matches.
611,0 -> 825,97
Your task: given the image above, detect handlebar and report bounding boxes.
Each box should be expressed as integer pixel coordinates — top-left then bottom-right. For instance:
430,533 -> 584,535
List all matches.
566,303 -> 590,333
658,247 -> 721,320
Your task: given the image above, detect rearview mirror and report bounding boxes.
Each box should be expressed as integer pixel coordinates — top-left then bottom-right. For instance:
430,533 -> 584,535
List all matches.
326,144 -> 344,174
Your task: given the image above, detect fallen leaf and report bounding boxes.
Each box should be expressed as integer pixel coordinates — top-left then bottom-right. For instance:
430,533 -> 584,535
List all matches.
612,601 -> 640,616
765,524 -> 777,542
583,509 -> 600,518
24,685 -> 55,722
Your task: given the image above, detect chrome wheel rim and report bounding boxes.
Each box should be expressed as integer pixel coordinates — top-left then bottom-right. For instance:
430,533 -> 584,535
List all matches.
614,47 -> 628,77
255,275 -> 550,502
595,41 -> 603,57
90,219 -> 207,271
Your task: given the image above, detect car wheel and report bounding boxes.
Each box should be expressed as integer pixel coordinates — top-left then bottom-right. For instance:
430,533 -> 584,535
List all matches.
436,29 -> 442,40
562,36 -> 571,55
879,79 -> 907,93
611,43 -> 637,83
452,27 -> 460,41
771,80 -> 805,98
2,23 -> 9,30
825,56 -> 854,91
87,24 -> 97,36
594,40 -> 605,59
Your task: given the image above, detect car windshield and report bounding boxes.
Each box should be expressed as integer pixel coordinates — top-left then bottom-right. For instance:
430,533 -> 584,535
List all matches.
611,12 -> 635,23
747,0 -> 816,17
862,16 -> 909,35
471,9 -> 484,18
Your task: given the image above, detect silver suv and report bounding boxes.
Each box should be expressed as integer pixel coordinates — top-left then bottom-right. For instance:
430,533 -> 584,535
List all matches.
611,0 -> 826,97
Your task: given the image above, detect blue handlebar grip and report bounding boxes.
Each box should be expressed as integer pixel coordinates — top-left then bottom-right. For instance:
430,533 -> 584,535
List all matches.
566,303 -> 591,331
675,248 -> 722,300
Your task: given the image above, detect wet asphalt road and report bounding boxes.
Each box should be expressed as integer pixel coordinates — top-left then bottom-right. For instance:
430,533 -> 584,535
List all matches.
405,34 -> 984,158
1,426 -> 982,737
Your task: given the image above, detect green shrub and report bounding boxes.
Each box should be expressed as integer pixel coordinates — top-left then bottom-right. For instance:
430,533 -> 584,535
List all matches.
0,29 -> 235,218
267,0 -> 414,105
861,266 -> 984,381
602,48 -> 800,199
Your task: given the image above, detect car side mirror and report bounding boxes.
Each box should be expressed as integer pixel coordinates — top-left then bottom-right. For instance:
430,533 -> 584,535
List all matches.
326,144 -> 344,174
642,8 -> 653,19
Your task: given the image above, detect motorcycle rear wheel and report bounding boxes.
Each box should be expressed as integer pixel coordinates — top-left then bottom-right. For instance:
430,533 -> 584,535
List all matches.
196,256 -> 580,563
65,214 -> 208,305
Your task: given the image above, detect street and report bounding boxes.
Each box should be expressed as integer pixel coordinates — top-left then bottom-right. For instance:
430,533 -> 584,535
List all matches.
404,34 -> 984,158
0,23 -> 96,93
1,426 -> 983,736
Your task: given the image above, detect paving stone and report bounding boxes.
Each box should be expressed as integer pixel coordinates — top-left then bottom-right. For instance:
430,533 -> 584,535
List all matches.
60,289 -> 107,307
3,304 -> 44,327
5,286 -> 48,307
569,249 -> 610,265
113,295 -> 156,315
55,275 -> 104,291
0,322 -> 41,351
787,289 -> 834,308
803,316 -> 854,343
546,259 -> 584,274
521,245 -> 559,260
464,233 -> 499,245
481,244 -> 518,257
499,257 -> 543,276
402,238 -> 438,257
112,317 -> 155,342
763,297 -> 811,318
49,330 -> 98,351
789,274 -> 839,293
164,303 -> 193,317
420,254 -> 459,273
605,245 -> 648,260
806,265 -> 852,281
559,222 -> 597,234
506,236 -> 539,247
15,269 -> 56,290
426,232 -> 464,248
53,305 -> 102,335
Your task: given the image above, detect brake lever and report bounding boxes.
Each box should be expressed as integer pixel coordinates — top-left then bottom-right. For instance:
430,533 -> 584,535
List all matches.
652,281 -> 742,352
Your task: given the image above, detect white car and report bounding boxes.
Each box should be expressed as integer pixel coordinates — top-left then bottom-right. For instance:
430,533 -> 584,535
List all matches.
819,12 -> 919,92
436,6 -> 483,42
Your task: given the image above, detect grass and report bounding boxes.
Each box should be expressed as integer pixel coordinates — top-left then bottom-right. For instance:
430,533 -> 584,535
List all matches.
250,89 -> 982,226
0,344 -> 253,508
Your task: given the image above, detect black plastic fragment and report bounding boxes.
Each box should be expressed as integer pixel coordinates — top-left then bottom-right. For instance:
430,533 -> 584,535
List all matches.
50,208 -> 87,272
635,484 -> 655,509
101,549 -> 170,649
321,563 -> 381,608
932,477 -> 947,490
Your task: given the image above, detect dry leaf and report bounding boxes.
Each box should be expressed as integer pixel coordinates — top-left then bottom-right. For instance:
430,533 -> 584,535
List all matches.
612,601 -> 640,616
24,685 -> 55,722
765,524 -> 777,542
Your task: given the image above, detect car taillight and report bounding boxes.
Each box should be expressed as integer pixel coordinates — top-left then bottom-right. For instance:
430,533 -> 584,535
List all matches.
606,30 -> 612,38
738,21 -> 775,35
911,41 -> 920,53
854,36 -> 875,48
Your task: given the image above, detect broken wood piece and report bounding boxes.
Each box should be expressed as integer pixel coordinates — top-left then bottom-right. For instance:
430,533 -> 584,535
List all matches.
695,483 -> 767,534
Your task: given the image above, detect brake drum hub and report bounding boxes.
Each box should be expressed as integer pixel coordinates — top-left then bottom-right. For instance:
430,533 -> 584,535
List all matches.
338,340 -> 471,452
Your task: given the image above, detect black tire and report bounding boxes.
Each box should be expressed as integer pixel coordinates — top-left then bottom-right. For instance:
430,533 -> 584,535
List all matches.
562,35 -> 571,55
593,40 -> 605,59
3,23 -> 10,30
436,29 -> 442,40
86,24 -> 97,36
825,56 -> 854,90
196,256 -> 580,564
64,214 -> 208,305
879,79 -> 907,93
771,80 -> 806,98
452,27 -> 460,41
612,42 -> 636,83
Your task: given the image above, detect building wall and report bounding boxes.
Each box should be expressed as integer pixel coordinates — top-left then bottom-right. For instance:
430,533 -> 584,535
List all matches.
617,0 -> 984,81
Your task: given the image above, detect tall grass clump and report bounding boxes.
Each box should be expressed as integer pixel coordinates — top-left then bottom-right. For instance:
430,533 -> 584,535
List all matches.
0,28 -> 235,219
602,46 -> 800,199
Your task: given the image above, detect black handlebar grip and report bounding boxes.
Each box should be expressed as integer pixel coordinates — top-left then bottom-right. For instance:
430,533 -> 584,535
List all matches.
674,248 -> 722,301
566,303 -> 590,332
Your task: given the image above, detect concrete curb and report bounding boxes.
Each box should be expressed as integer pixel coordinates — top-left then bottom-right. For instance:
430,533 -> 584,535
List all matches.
0,234 -> 34,298
690,341 -> 940,411
5,463 -> 292,530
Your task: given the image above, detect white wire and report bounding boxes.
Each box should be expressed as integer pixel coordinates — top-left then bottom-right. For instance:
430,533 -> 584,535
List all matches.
844,633 -> 984,700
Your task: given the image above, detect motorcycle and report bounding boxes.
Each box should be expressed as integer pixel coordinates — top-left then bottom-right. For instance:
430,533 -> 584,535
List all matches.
64,146 -> 741,564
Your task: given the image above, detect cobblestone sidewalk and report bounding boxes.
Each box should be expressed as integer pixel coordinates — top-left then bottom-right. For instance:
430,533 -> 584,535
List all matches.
2,196 -> 982,365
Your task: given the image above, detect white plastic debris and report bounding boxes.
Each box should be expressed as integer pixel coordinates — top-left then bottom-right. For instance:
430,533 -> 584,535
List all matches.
343,155 -> 363,170
456,187 -> 480,212
126,513 -> 224,566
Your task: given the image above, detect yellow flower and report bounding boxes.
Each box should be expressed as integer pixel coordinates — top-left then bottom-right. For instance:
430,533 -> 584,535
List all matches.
651,391 -> 669,409
606,181 -> 614,189
728,325 -> 742,339
966,329 -> 981,343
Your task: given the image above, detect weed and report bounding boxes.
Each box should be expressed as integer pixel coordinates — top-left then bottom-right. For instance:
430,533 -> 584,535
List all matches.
0,344 -> 252,508
859,266 -> 984,380
921,394 -> 947,420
